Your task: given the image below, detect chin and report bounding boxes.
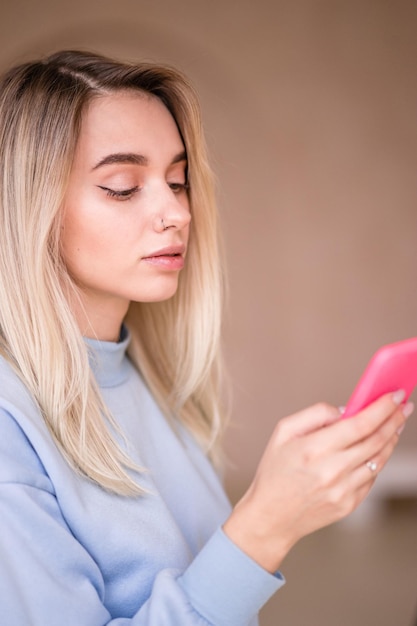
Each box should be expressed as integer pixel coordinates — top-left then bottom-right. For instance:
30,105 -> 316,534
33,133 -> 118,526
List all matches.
132,281 -> 180,304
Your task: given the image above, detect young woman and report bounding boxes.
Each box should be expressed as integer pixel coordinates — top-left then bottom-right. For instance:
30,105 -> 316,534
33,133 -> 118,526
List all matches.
0,50 -> 411,625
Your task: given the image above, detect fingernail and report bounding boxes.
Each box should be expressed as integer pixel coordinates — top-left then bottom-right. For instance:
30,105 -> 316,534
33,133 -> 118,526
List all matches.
392,389 -> 406,405
402,401 -> 414,418
338,406 -> 346,415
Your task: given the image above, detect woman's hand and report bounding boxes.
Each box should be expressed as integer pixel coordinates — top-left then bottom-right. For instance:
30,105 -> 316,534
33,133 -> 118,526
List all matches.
223,391 -> 413,573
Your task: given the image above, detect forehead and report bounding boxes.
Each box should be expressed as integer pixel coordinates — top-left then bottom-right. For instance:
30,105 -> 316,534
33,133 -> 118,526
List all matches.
74,91 -> 185,167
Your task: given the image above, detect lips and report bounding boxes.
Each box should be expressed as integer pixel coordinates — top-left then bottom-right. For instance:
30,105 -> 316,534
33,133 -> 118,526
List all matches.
143,244 -> 185,259
142,244 -> 186,270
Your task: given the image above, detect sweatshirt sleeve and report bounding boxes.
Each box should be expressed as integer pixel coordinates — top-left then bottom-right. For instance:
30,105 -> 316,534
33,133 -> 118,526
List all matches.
0,408 -> 284,626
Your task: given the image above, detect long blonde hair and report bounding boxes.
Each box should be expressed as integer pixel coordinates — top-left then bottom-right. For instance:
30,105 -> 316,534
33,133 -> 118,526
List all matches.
0,50 -> 225,495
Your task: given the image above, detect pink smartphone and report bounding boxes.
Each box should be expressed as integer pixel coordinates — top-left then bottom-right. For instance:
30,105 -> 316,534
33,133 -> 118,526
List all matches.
344,337 -> 417,418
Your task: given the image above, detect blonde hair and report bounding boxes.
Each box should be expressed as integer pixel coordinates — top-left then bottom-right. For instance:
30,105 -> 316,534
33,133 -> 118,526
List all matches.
0,50 -> 225,495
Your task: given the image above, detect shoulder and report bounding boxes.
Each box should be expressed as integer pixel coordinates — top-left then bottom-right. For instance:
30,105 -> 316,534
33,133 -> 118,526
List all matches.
0,355 -> 37,412
0,355 -> 54,491
0,354 -> 44,436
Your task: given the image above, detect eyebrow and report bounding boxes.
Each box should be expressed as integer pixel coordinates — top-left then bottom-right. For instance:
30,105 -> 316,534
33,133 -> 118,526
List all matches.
91,150 -> 187,171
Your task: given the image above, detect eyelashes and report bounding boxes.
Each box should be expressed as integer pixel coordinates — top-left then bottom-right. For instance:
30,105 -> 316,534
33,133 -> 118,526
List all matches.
97,185 -> 139,201
97,182 -> 189,201
168,182 -> 189,194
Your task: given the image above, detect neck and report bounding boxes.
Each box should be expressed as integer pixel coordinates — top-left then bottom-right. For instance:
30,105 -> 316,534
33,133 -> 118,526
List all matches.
67,287 -> 130,342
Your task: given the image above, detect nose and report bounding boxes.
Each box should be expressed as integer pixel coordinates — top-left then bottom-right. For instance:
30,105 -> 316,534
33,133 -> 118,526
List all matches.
152,183 -> 191,233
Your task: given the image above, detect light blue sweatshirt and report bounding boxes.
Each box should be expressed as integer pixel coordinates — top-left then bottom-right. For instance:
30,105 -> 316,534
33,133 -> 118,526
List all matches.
0,330 -> 284,625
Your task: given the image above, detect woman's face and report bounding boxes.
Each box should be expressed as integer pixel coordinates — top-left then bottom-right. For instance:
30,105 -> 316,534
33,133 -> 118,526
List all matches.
61,91 -> 191,340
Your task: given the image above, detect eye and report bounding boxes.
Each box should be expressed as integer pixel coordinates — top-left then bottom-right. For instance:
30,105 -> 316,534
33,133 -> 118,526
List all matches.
97,185 -> 139,201
168,182 -> 189,194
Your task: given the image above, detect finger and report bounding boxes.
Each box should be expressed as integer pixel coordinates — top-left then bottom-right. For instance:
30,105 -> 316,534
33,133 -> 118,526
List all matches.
316,391 -> 408,451
350,404 -> 410,466
304,400 -> 408,490
345,479 -> 376,517
358,423 -> 403,477
350,444 -> 392,493
290,396 -> 406,467
332,412 -> 404,495
326,453 -> 382,520
274,402 -> 341,444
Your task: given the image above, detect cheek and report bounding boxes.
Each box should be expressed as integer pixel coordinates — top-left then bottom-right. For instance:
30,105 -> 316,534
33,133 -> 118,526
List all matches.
62,216 -> 99,261
60,204 -> 116,278
183,220 -> 191,244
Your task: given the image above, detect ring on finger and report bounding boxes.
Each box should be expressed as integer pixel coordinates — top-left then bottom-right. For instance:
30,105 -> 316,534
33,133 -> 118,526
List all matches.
366,460 -> 378,472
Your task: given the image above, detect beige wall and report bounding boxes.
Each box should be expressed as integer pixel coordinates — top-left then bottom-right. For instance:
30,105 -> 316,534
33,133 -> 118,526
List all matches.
2,0 -> 417,492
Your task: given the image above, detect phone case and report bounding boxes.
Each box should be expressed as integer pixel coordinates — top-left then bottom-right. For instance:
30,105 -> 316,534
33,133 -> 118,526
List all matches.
344,337 -> 417,418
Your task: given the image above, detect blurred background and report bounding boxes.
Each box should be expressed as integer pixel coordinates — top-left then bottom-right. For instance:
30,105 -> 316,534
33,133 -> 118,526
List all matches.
2,0 -> 416,623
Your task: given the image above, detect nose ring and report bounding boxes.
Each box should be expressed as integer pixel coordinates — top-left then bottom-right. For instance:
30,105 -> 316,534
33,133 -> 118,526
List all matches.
161,218 -> 168,231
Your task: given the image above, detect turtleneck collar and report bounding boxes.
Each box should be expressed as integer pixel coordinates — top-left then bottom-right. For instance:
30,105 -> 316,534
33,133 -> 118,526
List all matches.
84,326 -> 131,388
